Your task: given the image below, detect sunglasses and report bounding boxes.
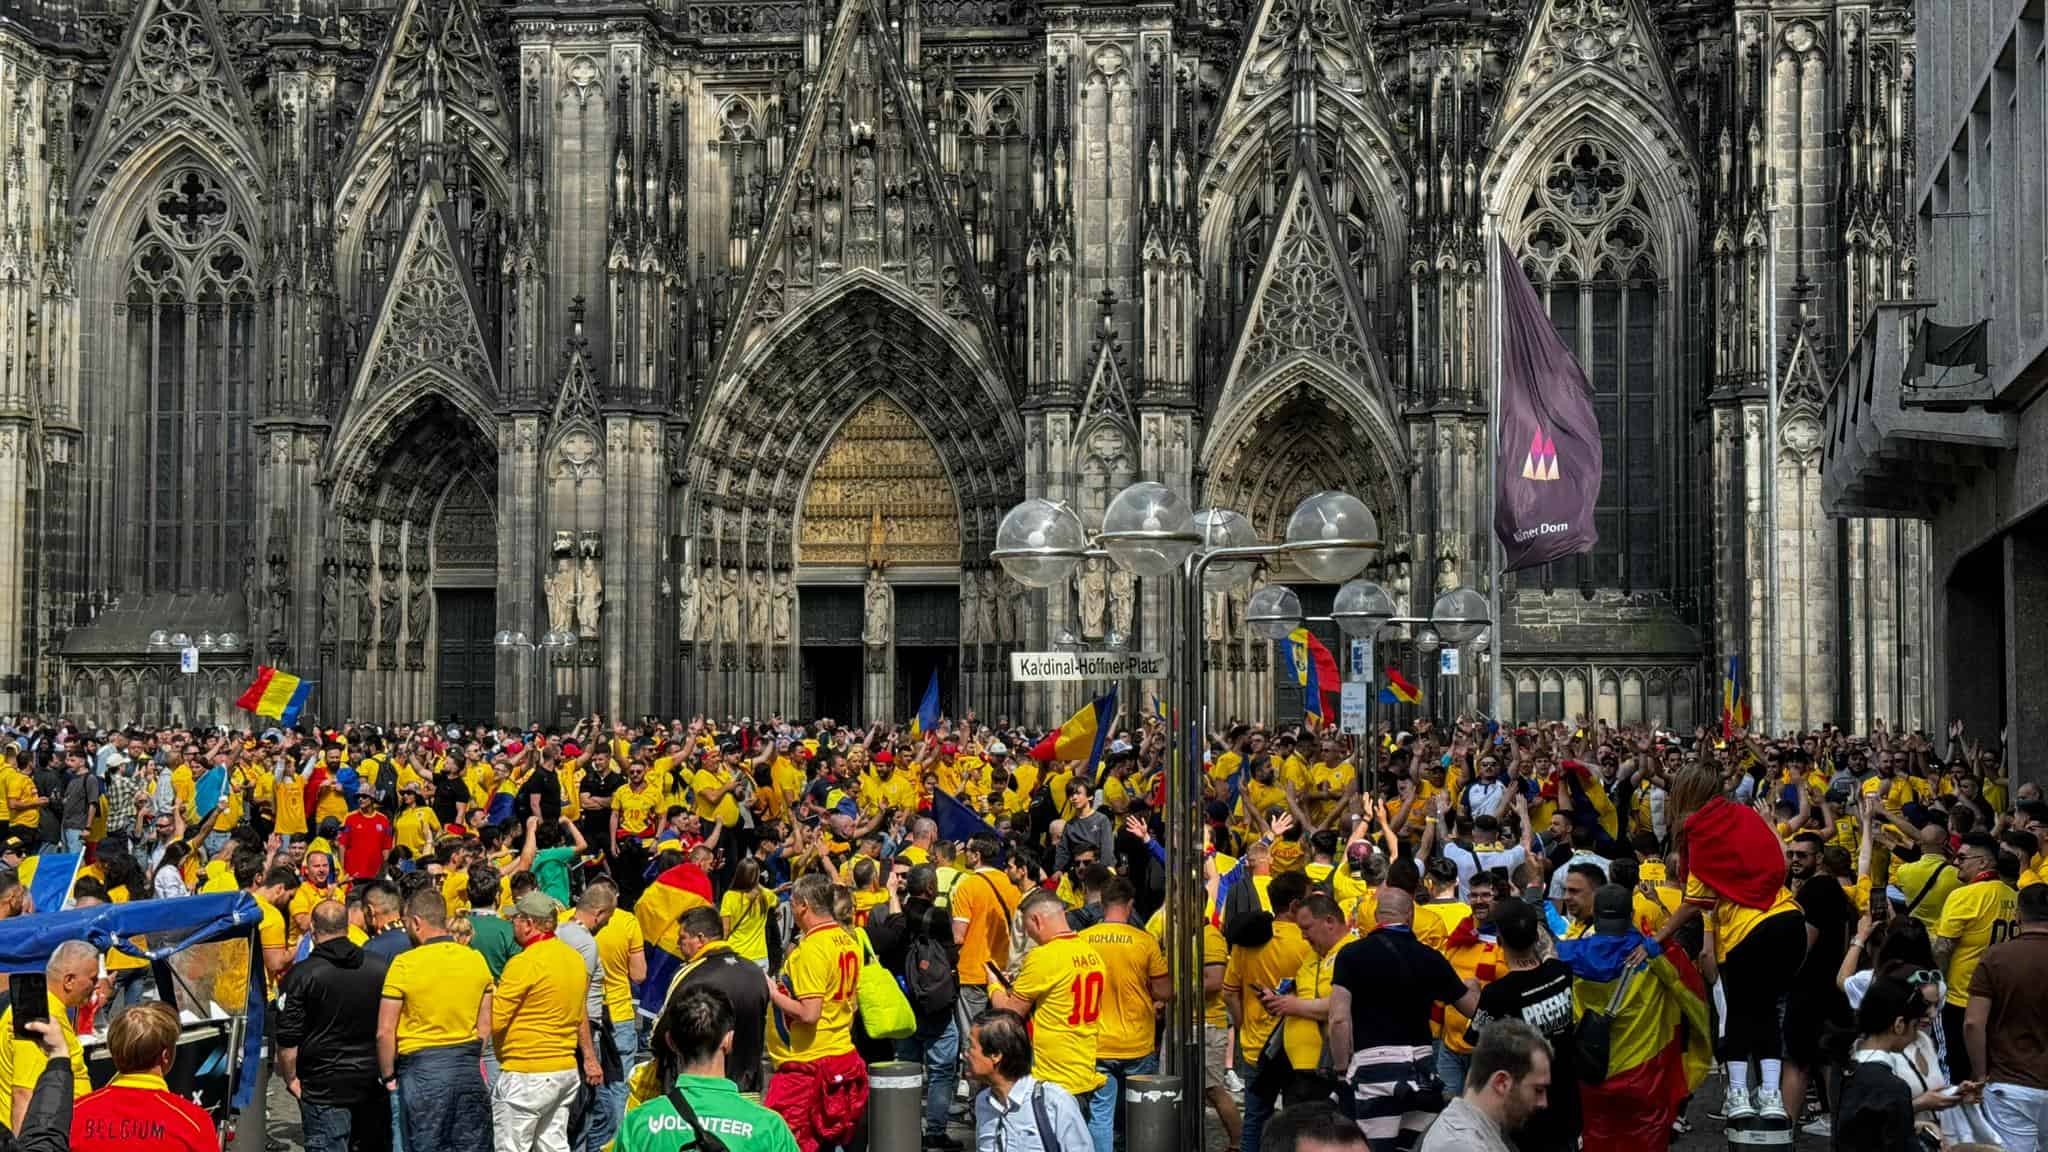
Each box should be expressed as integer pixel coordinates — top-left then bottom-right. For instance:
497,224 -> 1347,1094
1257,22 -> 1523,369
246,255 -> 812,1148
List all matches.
1904,968 -> 1942,988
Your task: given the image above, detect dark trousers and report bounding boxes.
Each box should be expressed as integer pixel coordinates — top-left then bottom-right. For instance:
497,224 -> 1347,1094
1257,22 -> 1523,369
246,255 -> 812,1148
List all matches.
1942,1002 -> 1972,1083
397,1041 -> 492,1152
301,1094 -> 395,1152
1718,911 -> 1807,1064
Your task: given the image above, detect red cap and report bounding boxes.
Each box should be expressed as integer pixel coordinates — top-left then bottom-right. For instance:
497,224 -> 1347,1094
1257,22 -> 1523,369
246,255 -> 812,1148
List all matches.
875,751 -> 895,765
563,742 -> 583,758
504,740 -> 525,757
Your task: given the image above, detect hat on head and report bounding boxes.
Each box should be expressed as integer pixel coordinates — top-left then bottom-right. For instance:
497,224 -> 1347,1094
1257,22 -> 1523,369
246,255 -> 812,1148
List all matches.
986,740 -> 1009,757
0,835 -> 26,858
875,751 -> 895,765
1592,884 -> 1635,935
512,891 -> 562,920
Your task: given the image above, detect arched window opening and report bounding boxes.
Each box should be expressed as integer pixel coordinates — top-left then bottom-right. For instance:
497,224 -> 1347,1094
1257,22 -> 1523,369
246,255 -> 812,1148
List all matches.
123,165 -> 257,594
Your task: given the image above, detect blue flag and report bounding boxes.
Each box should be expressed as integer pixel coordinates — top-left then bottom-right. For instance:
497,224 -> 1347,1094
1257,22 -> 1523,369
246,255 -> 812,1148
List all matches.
193,764 -> 229,818
932,788 -> 998,846
911,668 -> 941,738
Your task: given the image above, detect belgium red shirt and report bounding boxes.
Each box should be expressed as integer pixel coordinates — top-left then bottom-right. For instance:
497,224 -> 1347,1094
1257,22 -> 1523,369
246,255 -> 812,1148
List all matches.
71,1072 -> 218,1151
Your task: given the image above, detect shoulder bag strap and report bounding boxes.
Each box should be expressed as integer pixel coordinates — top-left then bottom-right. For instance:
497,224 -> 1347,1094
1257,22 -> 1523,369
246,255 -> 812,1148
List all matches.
664,1086 -> 734,1152
1030,1084 -> 1060,1152
1904,861 -> 1951,916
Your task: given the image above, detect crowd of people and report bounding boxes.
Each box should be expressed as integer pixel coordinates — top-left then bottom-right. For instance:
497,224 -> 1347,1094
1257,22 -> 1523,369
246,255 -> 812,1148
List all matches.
0,707 -> 2039,1152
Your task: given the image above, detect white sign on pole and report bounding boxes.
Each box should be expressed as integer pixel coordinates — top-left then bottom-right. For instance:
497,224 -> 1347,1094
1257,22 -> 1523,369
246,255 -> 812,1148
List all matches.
1349,639 -> 1371,679
179,647 -> 201,675
1340,682 -> 1369,733
1009,650 -> 1168,682
1439,649 -> 1460,676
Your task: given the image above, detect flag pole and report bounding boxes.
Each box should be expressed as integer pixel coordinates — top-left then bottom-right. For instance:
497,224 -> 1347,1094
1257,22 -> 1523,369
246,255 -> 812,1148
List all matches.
1487,211 -> 1505,720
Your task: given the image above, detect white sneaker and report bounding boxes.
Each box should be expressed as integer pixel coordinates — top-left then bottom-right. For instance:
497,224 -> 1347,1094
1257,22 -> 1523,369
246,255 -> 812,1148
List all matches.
1723,1086 -> 1757,1122
1224,1069 -> 1245,1096
1754,1088 -> 1787,1122
1800,1114 -> 1833,1137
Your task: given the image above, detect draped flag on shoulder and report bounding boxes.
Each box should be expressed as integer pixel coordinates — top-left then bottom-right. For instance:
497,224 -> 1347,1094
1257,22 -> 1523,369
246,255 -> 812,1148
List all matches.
1380,667 -> 1422,705
1553,929 -> 1712,1124
910,668 -> 941,739
1721,656 -> 1748,738
1028,685 -> 1118,779
16,852 -> 82,914
1283,628 -> 1341,727
1495,238 -> 1601,571
634,860 -> 717,1020
235,666 -> 313,726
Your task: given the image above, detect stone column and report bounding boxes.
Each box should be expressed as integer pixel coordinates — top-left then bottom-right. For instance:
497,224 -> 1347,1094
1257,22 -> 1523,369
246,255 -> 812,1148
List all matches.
498,416 -> 544,725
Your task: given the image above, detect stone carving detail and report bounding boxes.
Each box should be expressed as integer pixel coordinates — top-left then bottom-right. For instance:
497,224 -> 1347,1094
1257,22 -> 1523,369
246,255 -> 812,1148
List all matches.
863,571 -> 892,647
404,534 -> 431,669
376,543 -> 403,663
319,558 -> 341,657
960,576 -> 982,645
1109,568 -> 1136,639
575,533 -> 603,639
697,563 -> 720,643
1235,182 -> 1371,391
1077,558 -> 1108,639
97,0 -> 249,149
432,476 -> 496,569
544,532 -> 577,637
748,569 -> 771,645
719,566 -> 743,643
242,554 -> 263,643
772,572 -> 795,643
800,394 -> 962,566
1000,576 -> 1028,646
358,185 -> 497,397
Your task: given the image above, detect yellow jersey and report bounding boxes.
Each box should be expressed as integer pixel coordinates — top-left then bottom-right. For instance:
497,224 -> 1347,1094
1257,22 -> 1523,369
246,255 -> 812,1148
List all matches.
383,938 -> 493,1054
1684,873 -> 1800,963
1079,921 -> 1167,1061
1935,879 -> 2019,1007
492,935 -> 588,1073
596,909 -> 646,1026
1222,920 -> 1314,1063
1282,941 -> 1347,1070
766,923 -> 861,1065
0,992 -> 89,1103
1010,932 -> 1109,1096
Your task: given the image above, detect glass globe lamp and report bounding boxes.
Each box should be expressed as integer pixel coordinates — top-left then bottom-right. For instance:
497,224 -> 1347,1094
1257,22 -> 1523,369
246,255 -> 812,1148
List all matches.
1416,627 -> 1443,655
1331,579 -> 1397,638
1193,508 -> 1258,590
169,631 -> 192,650
993,498 -> 1088,589
1431,586 -> 1490,645
146,629 -> 170,650
217,631 -> 241,650
1284,491 -> 1378,582
1245,584 -> 1302,641
1099,481 -> 1198,577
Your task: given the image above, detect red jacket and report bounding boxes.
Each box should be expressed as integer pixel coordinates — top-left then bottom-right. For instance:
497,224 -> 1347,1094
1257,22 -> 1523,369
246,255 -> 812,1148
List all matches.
71,1073 -> 219,1152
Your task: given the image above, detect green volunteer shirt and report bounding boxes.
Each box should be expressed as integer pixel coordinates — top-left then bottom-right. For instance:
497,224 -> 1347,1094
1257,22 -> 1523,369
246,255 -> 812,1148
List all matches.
614,1074 -> 801,1152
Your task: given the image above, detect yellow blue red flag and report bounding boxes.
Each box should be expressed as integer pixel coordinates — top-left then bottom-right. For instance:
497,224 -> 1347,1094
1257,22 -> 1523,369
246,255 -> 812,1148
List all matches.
1028,685 -> 1119,778
1283,627 -> 1341,725
235,666 -> 313,726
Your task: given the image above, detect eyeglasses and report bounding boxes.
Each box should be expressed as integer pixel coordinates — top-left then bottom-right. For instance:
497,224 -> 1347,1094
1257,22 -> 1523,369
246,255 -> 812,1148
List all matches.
1905,968 -> 1942,988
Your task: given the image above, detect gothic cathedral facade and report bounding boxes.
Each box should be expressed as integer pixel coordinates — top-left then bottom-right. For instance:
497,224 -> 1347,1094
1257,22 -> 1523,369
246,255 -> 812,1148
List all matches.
0,0 -> 1927,732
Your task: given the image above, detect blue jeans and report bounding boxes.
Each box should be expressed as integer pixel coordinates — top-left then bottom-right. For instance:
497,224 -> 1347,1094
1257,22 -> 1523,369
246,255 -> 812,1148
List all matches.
894,1020 -> 961,1138
396,1041 -> 491,1152
1097,1053 -> 1159,1151
1240,1055 -> 1276,1152
62,829 -> 85,854
301,1094 -> 395,1152
1435,1043 -> 1469,1098
584,1017 -> 636,1152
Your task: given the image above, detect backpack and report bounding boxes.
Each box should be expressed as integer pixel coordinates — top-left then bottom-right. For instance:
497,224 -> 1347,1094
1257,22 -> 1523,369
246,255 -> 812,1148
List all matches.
1219,867 -> 1274,948
901,922 -> 959,1021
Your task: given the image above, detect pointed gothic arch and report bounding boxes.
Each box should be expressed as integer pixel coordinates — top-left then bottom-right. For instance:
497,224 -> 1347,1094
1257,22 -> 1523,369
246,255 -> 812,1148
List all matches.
1201,363 -> 1406,547
692,272 -> 1021,564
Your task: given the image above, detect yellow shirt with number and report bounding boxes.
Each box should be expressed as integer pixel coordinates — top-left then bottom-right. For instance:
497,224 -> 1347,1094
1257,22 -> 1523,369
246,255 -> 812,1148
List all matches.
1936,879 -> 2020,1007
384,938 -> 494,1055
492,936 -> 588,1073
596,910 -> 646,1026
1079,921 -> 1167,1061
766,923 -> 861,1066
1011,932 -> 1109,1097
613,782 -> 663,837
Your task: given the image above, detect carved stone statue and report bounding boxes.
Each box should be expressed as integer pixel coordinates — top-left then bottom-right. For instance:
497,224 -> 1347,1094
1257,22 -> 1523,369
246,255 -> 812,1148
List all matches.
748,569 -> 771,644
718,566 -> 742,644
866,508 -> 887,570
771,571 -> 794,642
960,577 -> 982,645
863,571 -> 891,646
545,555 -> 577,637
242,555 -> 263,637
319,559 -> 340,646
350,566 -> 372,648
977,570 -> 1000,646
1227,579 -> 1252,639
1001,575 -> 1028,645
378,569 -> 402,646
1204,585 -> 1228,642
407,567 -> 432,644
1077,558 -> 1108,639
1109,568 -> 1136,638
575,553 -> 603,637
697,565 -> 720,642
676,571 -> 696,643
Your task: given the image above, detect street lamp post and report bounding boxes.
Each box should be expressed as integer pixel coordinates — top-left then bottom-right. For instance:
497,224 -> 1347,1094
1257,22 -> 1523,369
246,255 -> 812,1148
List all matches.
494,628 -> 577,723
995,486 -> 1383,1152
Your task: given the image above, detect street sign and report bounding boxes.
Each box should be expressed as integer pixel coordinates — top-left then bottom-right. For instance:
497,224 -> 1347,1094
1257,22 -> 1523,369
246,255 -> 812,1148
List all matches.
1340,682 -> 1369,733
179,647 -> 200,674
1009,650 -> 1167,681
1349,638 -> 1372,679
1439,649 -> 1460,675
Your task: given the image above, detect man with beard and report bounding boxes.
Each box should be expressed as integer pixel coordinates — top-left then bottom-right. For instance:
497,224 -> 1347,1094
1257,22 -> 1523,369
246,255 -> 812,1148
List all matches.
1418,1020 -> 1554,1152
1782,829 -> 1851,1136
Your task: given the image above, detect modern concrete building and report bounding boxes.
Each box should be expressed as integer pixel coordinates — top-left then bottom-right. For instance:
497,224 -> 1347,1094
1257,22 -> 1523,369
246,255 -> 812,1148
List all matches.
0,0 -> 1927,731
1825,0 -> 2047,773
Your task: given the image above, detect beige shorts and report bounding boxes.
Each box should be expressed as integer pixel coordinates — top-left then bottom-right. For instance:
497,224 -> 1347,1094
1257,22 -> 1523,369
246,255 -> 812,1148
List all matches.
1203,1027 -> 1231,1092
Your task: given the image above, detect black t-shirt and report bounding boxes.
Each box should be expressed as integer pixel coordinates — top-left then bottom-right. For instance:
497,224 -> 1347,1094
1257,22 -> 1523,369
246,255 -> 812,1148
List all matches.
1466,960 -> 1581,1148
579,768 -> 626,846
674,947 -> 769,1094
1330,927 -> 1467,1048
1794,872 -> 1855,1012
430,767 -> 466,826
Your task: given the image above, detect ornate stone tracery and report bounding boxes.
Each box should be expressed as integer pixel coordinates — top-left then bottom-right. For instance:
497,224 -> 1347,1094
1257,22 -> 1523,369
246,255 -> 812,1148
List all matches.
798,394 -> 962,568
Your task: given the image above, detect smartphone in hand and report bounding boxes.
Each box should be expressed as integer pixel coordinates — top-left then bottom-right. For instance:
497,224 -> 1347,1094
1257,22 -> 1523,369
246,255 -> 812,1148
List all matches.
10,973 -> 47,1038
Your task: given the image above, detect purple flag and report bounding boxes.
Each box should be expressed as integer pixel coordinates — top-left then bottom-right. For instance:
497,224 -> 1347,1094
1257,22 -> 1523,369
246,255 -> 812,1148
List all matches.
1495,239 -> 1601,571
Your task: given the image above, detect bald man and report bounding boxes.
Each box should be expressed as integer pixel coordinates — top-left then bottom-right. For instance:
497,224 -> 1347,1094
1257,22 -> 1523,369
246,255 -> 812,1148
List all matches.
4,938 -> 98,1128
1325,887 -> 1482,1152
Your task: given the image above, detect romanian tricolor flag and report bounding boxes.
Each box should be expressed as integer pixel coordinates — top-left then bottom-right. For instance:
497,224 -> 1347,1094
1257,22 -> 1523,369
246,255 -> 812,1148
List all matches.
1721,655 -> 1748,738
1556,933 -> 1712,1144
236,666 -> 312,726
910,668 -> 941,739
1283,628 -> 1341,727
1380,667 -> 1422,705
1029,685 -> 1119,779
1560,758 -> 1619,842
634,860 -> 717,1020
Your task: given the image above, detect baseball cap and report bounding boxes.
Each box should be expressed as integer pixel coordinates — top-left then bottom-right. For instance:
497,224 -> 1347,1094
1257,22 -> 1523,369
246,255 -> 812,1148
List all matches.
1592,884 -> 1635,935
986,740 -> 1009,757
512,891 -> 562,920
